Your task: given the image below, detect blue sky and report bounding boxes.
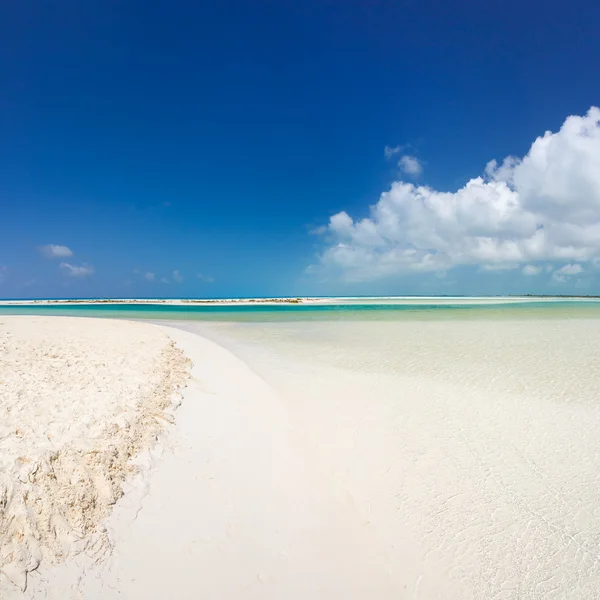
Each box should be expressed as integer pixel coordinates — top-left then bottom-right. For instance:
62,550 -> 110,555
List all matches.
1,0 -> 600,298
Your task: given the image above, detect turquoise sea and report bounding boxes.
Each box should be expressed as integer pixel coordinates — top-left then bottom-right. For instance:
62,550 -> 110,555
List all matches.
2,299 -> 600,322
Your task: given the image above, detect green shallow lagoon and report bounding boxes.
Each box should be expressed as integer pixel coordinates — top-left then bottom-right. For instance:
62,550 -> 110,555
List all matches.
2,300 -> 600,322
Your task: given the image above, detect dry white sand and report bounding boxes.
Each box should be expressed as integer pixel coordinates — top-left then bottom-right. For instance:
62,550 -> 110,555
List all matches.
71,325 -> 398,600
0,317 -> 190,596
2,318 -> 398,599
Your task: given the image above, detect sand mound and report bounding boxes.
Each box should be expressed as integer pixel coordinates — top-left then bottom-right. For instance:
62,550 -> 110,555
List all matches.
0,317 -> 190,592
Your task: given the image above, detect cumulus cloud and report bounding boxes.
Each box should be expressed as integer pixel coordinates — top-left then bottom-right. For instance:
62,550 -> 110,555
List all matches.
160,277 -> 169,284
313,107 -> 600,282
522,264 -> 542,276
196,273 -> 214,283
144,272 -> 155,281
552,263 -> 583,283
556,263 -> 583,276
384,145 -> 403,159
60,262 -> 94,277
398,155 -> 422,176
40,244 -> 73,258
172,270 -> 184,283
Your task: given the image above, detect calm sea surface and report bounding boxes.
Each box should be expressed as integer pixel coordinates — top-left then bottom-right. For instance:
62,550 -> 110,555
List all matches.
2,300 -> 600,322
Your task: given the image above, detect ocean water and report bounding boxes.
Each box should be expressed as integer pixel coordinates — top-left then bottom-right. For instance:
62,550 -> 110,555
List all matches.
5,298 -> 600,404
165,306 -> 600,598
161,306 -> 600,405
151,304 -> 600,598
2,299 -> 600,322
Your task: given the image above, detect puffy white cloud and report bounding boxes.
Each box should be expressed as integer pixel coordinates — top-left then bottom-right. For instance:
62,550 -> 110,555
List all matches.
40,244 -> 73,258
558,263 -> 584,275
522,264 -> 542,276
60,262 -> 93,277
552,263 -> 584,283
160,277 -> 169,284
314,108 -> 600,282
172,270 -> 184,283
398,155 -> 422,176
196,273 -> 214,283
144,272 -> 155,281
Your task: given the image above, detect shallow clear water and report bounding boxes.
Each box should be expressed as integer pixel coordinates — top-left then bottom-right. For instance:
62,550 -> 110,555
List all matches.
3,300 -> 600,322
153,307 -> 600,598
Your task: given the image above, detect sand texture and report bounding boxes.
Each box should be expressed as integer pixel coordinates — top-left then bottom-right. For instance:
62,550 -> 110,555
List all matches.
14,324 -> 399,599
0,317 -> 190,594
5,314 -> 600,599
175,318 -> 600,600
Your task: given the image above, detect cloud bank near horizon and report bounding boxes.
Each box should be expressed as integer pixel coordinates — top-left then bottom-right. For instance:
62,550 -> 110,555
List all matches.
314,108 -> 600,283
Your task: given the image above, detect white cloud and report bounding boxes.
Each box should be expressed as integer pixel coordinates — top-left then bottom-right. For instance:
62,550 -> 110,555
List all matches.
172,270 -> 184,283
160,277 -> 169,284
557,263 -> 584,276
40,244 -> 73,258
60,262 -> 94,277
314,107 -> 600,282
522,264 -> 542,276
196,273 -> 214,283
552,263 -> 583,283
384,145 -> 403,159
144,272 -> 155,281
398,155 -> 422,176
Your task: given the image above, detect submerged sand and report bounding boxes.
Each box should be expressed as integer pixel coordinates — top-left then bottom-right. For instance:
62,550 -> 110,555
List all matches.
0,317 -> 190,594
171,317 -> 600,600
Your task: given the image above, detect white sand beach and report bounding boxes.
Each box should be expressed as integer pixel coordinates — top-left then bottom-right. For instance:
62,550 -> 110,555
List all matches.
0,317 -> 190,596
1,317 -> 397,599
2,314 -> 600,599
